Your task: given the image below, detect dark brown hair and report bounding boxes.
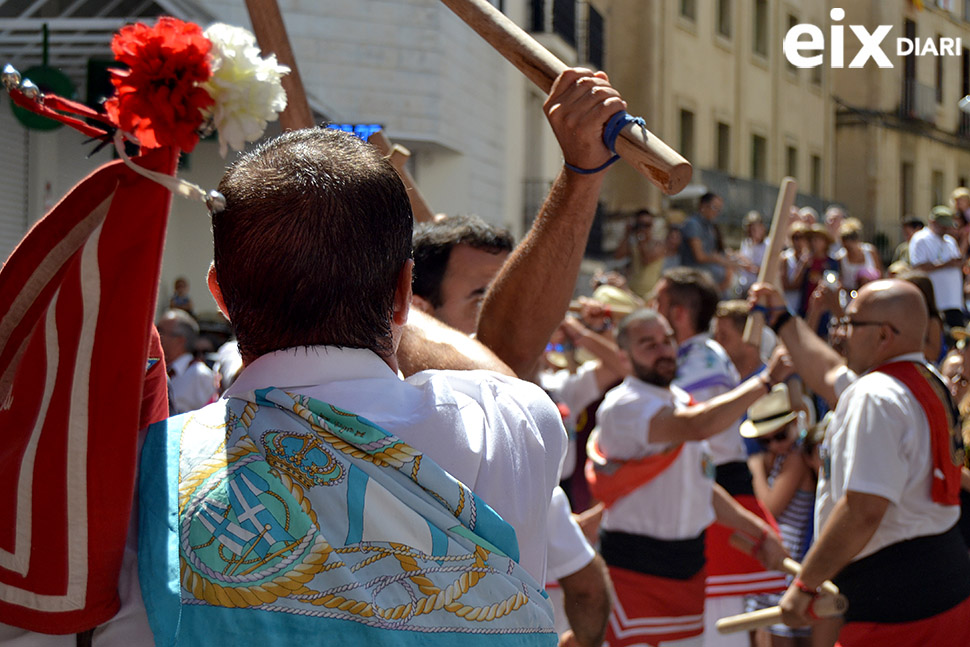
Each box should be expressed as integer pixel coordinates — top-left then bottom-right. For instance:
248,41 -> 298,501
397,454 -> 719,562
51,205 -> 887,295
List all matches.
212,128 -> 413,361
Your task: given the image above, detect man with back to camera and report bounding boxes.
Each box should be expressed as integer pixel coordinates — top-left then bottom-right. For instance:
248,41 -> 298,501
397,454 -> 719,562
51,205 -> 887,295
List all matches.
138,68 -> 629,646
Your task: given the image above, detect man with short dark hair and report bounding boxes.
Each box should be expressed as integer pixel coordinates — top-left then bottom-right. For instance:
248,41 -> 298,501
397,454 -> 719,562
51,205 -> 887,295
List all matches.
140,127 -> 566,645
679,192 -> 730,290
410,213 -> 614,647
411,214 -> 515,335
140,67 -> 630,646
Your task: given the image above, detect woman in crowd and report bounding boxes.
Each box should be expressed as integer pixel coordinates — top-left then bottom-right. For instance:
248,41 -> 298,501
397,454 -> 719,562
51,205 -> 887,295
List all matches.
743,384 -> 816,647
835,219 -> 883,292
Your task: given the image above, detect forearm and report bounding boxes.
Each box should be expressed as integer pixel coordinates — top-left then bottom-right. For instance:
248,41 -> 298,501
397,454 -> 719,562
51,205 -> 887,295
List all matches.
398,309 -> 515,377
795,492 -> 887,589
712,483 -> 770,538
667,375 -> 769,442
477,169 -> 604,376
775,314 -> 843,406
558,555 -> 613,647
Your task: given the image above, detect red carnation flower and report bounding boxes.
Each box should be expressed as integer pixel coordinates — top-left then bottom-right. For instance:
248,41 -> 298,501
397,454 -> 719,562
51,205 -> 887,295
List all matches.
104,17 -> 214,152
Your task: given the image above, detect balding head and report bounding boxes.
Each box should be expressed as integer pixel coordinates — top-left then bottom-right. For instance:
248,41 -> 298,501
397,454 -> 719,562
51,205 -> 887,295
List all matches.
844,279 -> 927,373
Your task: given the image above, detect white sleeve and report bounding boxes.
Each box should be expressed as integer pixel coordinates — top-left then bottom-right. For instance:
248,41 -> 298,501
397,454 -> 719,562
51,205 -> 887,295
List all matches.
550,362 -> 602,416
907,235 -> 931,266
839,386 -> 909,504
545,487 -> 595,583
596,391 -> 667,460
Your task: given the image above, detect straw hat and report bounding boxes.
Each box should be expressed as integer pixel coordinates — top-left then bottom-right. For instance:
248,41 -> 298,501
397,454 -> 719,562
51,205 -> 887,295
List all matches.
739,383 -> 799,438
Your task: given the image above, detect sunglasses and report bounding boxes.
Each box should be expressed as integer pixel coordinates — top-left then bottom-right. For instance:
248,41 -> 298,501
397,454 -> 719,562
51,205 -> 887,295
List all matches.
757,429 -> 790,446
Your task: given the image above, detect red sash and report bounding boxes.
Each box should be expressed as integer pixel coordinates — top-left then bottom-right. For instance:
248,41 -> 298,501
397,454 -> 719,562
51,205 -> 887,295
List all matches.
585,394 -> 697,509
585,439 -> 684,508
874,361 -> 965,506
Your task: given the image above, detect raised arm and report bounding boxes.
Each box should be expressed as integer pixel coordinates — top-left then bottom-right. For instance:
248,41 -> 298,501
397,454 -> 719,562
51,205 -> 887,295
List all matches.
749,282 -> 846,407
476,68 -> 625,377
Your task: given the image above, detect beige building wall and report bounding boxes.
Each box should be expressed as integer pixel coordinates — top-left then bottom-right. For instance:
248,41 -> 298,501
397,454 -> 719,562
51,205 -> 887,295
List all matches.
599,0 -> 834,235
833,0 -> 970,248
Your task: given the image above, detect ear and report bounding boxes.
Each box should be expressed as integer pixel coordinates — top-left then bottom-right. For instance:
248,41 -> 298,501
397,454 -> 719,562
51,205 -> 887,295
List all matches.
411,293 -> 434,315
207,262 -> 230,321
392,259 -> 414,326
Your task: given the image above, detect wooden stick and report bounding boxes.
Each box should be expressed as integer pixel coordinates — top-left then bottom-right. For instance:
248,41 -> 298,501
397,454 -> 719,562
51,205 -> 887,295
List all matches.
439,0 -> 691,195
245,0 -> 315,130
368,131 -> 436,223
743,177 -> 797,345
716,593 -> 847,634
729,532 -> 840,596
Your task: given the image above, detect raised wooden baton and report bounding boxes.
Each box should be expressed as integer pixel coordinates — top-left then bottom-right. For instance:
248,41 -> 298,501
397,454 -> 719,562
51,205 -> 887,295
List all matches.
439,0 -> 691,195
743,177 -> 797,345
244,0 -> 315,130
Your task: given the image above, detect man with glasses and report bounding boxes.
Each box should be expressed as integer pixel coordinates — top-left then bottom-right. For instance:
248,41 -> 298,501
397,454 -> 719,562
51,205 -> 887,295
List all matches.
751,279 -> 970,645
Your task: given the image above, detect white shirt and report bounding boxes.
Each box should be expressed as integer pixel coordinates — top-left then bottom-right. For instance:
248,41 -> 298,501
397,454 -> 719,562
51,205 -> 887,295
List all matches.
908,228 -> 964,311
545,487 -> 596,582
539,361 -> 602,479
817,352 -> 959,560
225,346 -> 566,582
596,377 -> 716,540
674,334 -> 747,465
167,353 -> 217,414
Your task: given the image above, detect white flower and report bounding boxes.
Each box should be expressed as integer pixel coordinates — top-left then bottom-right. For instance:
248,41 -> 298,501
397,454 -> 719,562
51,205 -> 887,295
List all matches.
202,23 -> 289,157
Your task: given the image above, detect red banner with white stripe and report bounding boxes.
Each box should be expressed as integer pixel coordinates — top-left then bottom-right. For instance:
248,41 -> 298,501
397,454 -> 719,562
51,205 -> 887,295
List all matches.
0,147 -> 175,633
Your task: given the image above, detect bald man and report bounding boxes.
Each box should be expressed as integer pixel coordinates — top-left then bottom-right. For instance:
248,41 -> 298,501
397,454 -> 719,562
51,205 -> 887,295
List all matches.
765,280 -> 970,645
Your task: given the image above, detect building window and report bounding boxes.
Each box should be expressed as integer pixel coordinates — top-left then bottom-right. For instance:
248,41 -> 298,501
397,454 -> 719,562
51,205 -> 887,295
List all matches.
587,4 -> 605,70
753,0 -> 768,57
811,155 -> 822,195
932,170 -> 945,206
786,14 -> 798,73
716,122 -> 731,171
901,162 -> 914,217
936,34 -> 944,104
680,109 -> 695,162
530,0 -> 576,48
681,0 -> 696,21
786,145 -> 798,179
717,0 -> 732,38
752,134 -> 767,181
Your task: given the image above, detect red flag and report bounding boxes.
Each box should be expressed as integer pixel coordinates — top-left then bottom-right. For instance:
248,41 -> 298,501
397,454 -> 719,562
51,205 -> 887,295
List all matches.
0,147 -> 175,633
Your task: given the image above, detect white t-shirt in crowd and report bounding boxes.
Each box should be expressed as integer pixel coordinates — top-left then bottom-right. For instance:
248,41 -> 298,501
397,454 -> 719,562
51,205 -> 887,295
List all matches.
540,361 -> 603,479
674,334 -> 746,465
817,352 -> 959,560
167,352 -> 218,414
908,228 -> 964,311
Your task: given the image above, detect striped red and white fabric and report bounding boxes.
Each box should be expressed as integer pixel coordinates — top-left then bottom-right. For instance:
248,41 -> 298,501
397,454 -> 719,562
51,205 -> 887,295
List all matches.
704,495 -> 787,598
604,565 -> 706,647
0,147 -> 175,633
